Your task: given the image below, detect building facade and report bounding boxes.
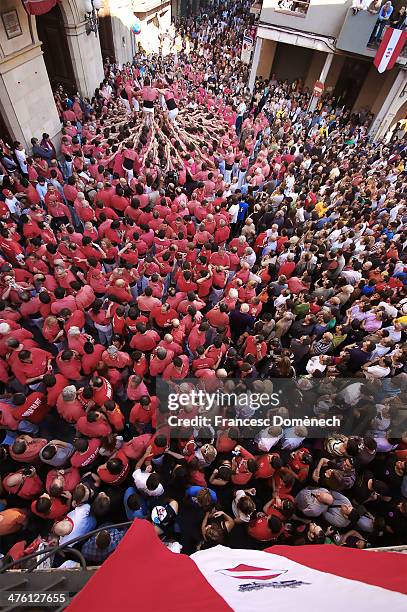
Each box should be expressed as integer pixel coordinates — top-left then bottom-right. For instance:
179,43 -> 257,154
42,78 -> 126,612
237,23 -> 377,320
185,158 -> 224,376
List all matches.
0,0 -> 171,149
249,0 -> 407,139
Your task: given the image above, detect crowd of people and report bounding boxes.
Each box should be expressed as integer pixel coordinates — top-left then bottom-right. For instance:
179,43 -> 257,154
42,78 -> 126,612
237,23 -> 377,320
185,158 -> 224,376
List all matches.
0,0 -> 405,569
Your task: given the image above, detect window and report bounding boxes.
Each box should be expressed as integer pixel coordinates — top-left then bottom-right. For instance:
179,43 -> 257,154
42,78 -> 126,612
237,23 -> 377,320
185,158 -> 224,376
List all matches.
275,0 -> 311,17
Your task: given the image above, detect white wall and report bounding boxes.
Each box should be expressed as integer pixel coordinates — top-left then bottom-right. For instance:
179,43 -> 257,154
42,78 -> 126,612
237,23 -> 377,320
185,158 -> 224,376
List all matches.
104,0 -> 134,65
136,1 -> 172,55
260,0 -> 351,39
1,51 -> 60,141
65,21 -> 104,97
0,0 -> 33,57
0,0 -> 60,147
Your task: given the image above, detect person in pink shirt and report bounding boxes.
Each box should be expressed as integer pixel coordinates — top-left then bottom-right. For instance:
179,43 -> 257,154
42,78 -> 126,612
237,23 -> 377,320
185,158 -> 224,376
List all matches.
138,78 -> 159,126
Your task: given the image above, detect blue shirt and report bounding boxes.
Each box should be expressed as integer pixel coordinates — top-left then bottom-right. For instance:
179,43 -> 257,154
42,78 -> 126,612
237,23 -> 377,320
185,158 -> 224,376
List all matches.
124,487 -> 148,520
379,5 -> 393,20
186,486 -> 217,506
237,201 -> 249,221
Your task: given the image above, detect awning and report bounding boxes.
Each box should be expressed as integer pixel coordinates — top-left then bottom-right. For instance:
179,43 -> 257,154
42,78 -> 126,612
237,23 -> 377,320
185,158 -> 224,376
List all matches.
67,520 -> 407,612
22,0 -> 59,16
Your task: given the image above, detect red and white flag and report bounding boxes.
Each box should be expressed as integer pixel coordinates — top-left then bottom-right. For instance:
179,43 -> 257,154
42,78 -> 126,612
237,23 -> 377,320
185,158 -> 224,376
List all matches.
22,0 -> 59,16
68,521 -> 407,612
374,27 -> 407,73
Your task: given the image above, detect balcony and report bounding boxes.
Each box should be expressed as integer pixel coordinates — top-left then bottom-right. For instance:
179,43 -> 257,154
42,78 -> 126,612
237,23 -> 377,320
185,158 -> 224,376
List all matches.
259,0 -> 350,38
337,8 -> 407,63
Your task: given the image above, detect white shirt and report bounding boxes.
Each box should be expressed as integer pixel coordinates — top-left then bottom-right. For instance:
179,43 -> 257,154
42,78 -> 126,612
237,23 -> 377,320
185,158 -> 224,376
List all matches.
306,356 -> 327,375
58,504 -> 96,547
4,197 -> 19,215
132,468 -> 164,496
281,428 -> 306,450
370,344 -> 391,361
340,269 -> 362,285
232,490 -> 251,522
337,382 -> 364,406
378,301 -> 398,318
255,429 -> 282,452
15,148 -> 28,174
228,203 -> 239,223
237,102 -> 246,117
383,326 -> 401,343
365,364 -> 391,379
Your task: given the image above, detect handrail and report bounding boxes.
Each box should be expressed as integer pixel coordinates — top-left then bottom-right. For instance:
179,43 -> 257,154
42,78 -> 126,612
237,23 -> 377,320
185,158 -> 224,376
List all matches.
0,521 -> 134,574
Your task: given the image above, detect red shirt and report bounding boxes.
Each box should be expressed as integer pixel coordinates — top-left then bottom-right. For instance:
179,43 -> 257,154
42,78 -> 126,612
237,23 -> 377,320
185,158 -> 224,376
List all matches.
9,438 -> 47,463
106,405 -> 125,431
132,355 -> 148,377
76,414 -> 112,438
11,349 -> 51,385
248,515 -> 281,541
31,496 -> 69,520
46,374 -> 69,407
13,392 -> 51,424
92,378 -> 113,406
122,433 -> 152,460
162,356 -> 189,380
81,344 -> 105,376
102,350 -> 131,369
3,471 -> 43,500
130,330 -> 160,351
56,354 -> 82,381
232,447 -> 255,485
97,450 -> 130,485
288,448 -> 310,482
151,306 -> 177,328
46,467 -> 81,493
56,397 -> 86,424
130,396 -> 159,425
255,453 -> 280,479
70,439 -> 101,468
149,351 -> 174,376
206,308 -> 229,328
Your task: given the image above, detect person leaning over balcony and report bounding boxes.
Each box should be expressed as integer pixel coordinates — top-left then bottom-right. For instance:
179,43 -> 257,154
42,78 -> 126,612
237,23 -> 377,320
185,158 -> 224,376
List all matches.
352,0 -> 371,15
369,1 -> 394,44
391,5 -> 407,30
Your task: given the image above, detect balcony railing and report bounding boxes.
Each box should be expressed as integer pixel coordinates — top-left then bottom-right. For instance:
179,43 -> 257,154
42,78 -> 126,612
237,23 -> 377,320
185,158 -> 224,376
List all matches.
273,0 -> 311,17
337,8 -> 407,63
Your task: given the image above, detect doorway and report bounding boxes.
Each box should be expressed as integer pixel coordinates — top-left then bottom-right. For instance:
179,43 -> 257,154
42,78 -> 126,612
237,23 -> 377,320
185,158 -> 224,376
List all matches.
333,57 -> 370,110
0,109 -> 12,145
271,43 -> 314,83
36,4 -> 77,95
99,14 -> 116,63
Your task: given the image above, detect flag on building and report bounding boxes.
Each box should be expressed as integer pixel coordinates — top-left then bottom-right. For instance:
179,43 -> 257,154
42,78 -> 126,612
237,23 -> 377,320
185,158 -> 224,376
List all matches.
374,27 -> 407,73
67,520 -> 407,612
22,0 -> 59,16
241,35 -> 254,65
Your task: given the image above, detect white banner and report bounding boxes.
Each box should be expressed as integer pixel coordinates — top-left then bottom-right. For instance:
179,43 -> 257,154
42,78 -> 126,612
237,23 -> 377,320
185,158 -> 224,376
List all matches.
241,36 -> 253,65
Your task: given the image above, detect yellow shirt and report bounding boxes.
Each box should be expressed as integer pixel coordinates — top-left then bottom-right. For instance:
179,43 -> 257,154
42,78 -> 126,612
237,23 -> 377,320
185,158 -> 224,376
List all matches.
315,201 -> 327,218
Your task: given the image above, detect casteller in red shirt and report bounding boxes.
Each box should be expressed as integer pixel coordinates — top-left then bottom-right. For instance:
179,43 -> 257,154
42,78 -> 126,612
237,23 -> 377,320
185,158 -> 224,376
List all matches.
70,439 -> 101,468
13,392 -> 51,425
255,453 -> 282,479
97,450 -> 130,485
76,411 -> 112,438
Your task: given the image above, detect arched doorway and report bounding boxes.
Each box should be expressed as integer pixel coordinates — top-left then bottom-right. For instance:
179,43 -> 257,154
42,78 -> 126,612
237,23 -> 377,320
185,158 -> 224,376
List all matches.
36,4 -> 77,95
98,6 -> 116,64
391,99 -> 407,129
333,57 -> 370,110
